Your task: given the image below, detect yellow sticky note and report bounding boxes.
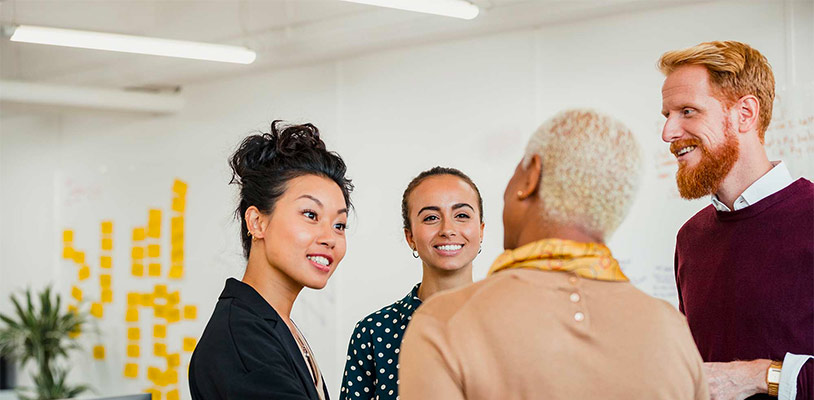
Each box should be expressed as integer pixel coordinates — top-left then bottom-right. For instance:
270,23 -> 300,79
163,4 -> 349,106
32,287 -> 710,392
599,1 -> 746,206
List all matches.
183,337 -> 197,352
71,286 -> 83,302
171,197 -> 186,213
172,179 -> 188,196
126,307 -> 139,322
153,324 -> 166,339
90,302 -> 103,318
100,274 -> 112,288
166,308 -> 180,323
78,265 -> 90,281
101,238 -> 113,251
183,305 -> 197,320
101,221 -> 113,235
168,265 -> 183,280
100,255 -> 112,269
133,227 -> 146,241
147,366 -> 160,381
148,263 -> 161,277
171,216 -> 184,233
127,327 -> 140,341
127,344 -> 140,358
154,305 -> 167,319
145,388 -> 161,400
63,230 -> 74,243
101,289 -> 113,304
132,246 -> 144,260
72,251 -> 85,264
154,284 -> 168,298
165,369 -> 178,384
166,389 -> 179,400
127,292 -> 139,306
132,263 -> 144,277
62,246 -> 74,259
93,345 -> 105,360
168,291 -> 180,305
148,209 -> 162,238
154,342 -> 167,357
140,293 -> 154,307
124,363 -> 138,378
166,353 -> 180,368
170,246 -> 184,263
147,244 -> 160,258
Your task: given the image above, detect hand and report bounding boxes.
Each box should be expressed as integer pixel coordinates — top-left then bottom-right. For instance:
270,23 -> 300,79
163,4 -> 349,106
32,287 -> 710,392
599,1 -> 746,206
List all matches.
704,359 -> 771,400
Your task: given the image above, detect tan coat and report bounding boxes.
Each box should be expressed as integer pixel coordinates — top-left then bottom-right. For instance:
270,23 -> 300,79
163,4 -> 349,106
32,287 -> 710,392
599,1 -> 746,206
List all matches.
399,269 -> 708,400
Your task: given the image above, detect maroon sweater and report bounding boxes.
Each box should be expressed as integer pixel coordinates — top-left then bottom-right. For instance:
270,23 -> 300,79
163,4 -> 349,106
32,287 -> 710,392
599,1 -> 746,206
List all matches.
675,178 -> 814,400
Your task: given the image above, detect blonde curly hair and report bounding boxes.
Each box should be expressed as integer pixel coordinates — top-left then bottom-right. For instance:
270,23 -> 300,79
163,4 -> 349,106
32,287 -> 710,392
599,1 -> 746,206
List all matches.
523,109 -> 641,241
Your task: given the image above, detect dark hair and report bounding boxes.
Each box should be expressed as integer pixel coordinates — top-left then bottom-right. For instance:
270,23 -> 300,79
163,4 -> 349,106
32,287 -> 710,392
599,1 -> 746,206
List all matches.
401,166 -> 483,231
229,120 -> 353,258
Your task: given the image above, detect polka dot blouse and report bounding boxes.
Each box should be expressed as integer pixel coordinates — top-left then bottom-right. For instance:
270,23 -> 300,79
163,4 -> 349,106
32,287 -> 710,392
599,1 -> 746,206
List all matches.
340,283 -> 422,400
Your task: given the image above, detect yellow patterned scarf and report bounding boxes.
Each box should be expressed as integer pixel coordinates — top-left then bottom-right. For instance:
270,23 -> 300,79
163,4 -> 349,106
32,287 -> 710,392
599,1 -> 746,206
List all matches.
488,238 -> 628,281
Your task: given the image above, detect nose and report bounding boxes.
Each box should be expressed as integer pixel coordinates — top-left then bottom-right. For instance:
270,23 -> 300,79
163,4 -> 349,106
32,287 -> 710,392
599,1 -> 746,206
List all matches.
662,116 -> 683,143
317,223 -> 336,249
439,218 -> 456,238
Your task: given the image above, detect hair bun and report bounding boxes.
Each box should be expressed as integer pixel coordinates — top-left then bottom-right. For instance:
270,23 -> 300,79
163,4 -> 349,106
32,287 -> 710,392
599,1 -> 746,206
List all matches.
229,120 -> 325,185
276,122 -> 325,156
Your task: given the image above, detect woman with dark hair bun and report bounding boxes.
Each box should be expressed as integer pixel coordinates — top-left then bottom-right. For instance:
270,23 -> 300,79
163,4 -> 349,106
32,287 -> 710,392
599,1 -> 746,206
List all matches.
190,121 -> 353,400
340,167 -> 484,400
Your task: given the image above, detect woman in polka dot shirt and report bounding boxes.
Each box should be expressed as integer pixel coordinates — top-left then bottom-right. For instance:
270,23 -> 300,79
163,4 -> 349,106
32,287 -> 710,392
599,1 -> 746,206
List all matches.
340,166 -> 485,400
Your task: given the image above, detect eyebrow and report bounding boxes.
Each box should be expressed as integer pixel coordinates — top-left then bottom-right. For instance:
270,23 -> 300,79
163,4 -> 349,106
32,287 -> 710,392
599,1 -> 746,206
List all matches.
452,203 -> 475,212
298,195 -> 323,207
298,194 -> 348,215
417,203 -> 474,216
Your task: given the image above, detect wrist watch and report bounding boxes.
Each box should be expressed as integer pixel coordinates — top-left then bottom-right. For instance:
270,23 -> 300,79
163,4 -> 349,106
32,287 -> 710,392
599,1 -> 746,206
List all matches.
767,360 -> 783,397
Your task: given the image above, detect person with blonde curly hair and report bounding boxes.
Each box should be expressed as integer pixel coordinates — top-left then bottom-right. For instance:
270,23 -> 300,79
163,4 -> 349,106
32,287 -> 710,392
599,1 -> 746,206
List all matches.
660,41 -> 813,400
399,109 -> 708,400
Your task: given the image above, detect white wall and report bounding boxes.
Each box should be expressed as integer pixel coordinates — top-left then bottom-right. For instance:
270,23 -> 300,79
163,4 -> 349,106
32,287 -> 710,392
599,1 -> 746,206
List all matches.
1,1 -> 811,398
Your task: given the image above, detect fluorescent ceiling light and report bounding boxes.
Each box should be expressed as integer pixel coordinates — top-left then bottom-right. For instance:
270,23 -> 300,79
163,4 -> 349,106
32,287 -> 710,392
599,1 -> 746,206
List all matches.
340,0 -> 479,20
6,25 -> 256,64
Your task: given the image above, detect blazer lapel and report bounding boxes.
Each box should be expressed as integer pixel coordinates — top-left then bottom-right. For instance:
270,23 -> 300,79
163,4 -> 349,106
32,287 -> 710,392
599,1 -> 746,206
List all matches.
272,316 -> 320,400
222,279 -> 321,400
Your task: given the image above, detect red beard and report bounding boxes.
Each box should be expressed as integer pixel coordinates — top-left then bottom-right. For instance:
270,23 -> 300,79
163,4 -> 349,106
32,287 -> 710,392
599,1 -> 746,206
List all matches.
671,124 -> 740,199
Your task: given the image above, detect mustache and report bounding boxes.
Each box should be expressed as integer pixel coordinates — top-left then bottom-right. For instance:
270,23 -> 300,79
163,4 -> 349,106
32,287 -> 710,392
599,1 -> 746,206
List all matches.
670,138 -> 703,156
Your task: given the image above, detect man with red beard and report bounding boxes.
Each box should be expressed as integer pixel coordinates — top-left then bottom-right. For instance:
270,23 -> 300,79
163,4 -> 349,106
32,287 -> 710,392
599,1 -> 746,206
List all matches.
659,41 -> 813,400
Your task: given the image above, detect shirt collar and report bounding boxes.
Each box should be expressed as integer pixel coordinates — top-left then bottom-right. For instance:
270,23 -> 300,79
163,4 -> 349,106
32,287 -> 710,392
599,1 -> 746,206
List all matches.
394,283 -> 422,320
711,161 -> 794,212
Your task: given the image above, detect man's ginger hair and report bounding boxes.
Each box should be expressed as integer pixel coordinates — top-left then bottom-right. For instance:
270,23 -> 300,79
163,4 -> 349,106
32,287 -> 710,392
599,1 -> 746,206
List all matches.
523,109 -> 641,241
658,41 -> 775,141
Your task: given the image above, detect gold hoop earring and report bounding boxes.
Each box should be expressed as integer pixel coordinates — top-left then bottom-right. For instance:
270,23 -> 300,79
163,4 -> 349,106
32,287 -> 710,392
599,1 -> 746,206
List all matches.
247,231 -> 252,237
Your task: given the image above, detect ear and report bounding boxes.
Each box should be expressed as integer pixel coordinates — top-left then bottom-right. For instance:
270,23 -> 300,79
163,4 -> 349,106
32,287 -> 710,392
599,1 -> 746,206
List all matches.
403,228 -> 416,250
245,206 -> 267,239
479,221 -> 485,242
735,95 -> 760,134
518,154 -> 542,200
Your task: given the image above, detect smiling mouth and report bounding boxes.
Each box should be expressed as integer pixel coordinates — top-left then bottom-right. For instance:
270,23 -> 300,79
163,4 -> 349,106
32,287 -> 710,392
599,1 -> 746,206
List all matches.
674,145 -> 697,157
306,255 -> 332,271
433,244 -> 463,256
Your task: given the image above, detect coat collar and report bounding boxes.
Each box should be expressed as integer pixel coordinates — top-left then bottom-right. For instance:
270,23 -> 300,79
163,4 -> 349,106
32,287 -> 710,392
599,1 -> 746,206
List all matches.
219,278 -> 327,400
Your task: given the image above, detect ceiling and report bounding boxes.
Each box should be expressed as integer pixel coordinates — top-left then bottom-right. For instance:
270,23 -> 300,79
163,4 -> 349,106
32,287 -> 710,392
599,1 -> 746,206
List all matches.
0,0 -> 694,91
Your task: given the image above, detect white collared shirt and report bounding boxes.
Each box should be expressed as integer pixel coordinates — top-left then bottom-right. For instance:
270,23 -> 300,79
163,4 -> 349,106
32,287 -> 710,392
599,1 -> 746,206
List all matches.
711,161 -> 794,212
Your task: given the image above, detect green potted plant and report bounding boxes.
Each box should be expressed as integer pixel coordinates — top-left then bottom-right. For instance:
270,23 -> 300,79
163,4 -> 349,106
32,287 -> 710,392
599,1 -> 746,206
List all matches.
0,286 -> 91,400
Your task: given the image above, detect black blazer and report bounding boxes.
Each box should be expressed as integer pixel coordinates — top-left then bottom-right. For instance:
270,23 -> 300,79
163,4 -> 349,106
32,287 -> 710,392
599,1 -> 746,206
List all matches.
189,278 -> 330,400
